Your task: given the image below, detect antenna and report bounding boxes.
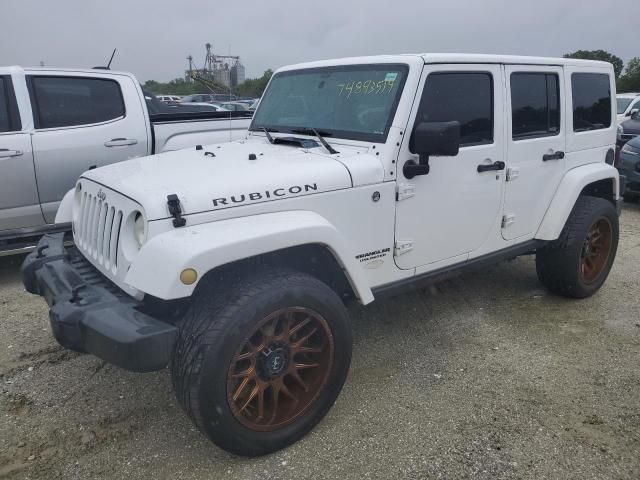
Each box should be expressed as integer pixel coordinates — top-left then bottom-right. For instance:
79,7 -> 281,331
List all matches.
94,48 -> 117,70
106,48 -> 117,69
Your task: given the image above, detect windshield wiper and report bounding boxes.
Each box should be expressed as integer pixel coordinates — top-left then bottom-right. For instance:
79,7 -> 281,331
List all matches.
262,127 -> 274,144
291,128 -> 339,154
250,126 -> 279,132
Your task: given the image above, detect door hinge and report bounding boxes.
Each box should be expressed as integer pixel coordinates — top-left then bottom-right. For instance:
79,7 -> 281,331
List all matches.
396,183 -> 415,201
167,194 -> 187,228
394,239 -> 414,256
506,167 -> 520,182
502,214 -> 515,229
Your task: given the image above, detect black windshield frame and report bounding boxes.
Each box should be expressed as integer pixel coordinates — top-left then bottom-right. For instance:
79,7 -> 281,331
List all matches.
250,63 -> 409,143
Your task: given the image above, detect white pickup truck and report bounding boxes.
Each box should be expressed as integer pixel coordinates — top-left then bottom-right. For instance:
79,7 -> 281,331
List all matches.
0,66 -> 251,254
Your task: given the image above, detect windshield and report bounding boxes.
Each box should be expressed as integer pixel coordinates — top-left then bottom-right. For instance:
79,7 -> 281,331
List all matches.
617,97 -> 634,114
251,64 -> 408,142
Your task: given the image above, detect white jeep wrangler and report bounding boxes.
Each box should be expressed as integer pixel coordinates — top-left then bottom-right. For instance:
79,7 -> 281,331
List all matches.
22,54 -> 623,456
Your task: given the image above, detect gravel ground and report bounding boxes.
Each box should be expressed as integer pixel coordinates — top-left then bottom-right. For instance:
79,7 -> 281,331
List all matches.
1,203 -> 639,479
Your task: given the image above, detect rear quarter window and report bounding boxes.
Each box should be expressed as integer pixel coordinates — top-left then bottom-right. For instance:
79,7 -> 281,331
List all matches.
30,76 -> 125,129
571,73 -> 611,132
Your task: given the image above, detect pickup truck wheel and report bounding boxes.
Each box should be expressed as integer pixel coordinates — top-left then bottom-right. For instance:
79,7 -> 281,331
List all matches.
536,196 -> 618,298
170,269 -> 352,456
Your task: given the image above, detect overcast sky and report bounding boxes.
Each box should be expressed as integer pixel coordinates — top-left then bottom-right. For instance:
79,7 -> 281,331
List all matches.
1,0 -> 636,82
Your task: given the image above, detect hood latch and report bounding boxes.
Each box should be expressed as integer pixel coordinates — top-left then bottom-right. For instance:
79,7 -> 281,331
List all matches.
167,194 -> 186,228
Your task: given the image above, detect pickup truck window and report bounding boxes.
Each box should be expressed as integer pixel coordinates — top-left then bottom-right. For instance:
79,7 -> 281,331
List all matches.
0,77 -> 21,132
571,73 -> 611,132
30,76 -> 125,129
414,72 -> 493,147
0,78 -> 10,132
251,64 -> 408,142
511,73 -> 560,140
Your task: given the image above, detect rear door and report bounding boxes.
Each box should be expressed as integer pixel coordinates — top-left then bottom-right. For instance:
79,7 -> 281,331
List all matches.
502,65 -> 566,240
0,74 -> 43,231
28,72 -> 149,222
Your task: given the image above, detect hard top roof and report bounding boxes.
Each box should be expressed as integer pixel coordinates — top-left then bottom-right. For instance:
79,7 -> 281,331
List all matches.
278,53 -> 613,72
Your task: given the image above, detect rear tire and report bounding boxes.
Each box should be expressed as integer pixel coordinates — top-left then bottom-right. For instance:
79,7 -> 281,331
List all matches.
536,196 -> 618,298
623,193 -> 638,203
170,268 -> 352,456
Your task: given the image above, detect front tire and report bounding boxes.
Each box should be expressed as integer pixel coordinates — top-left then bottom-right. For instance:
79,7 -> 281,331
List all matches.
536,196 -> 619,298
170,268 -> 352,456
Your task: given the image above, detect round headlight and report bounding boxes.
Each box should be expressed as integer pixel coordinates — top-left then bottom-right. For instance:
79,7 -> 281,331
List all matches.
133,211 -> 145,246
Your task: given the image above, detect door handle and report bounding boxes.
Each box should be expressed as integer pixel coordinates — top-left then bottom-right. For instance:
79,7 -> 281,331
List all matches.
104,138 -> 138,147
0,148 -> 23,158
543,151 -> 565,161
477,160 -> 505,173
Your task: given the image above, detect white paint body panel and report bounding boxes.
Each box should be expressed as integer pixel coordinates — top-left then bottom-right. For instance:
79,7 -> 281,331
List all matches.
502,65 -> 567,241
394,63 -> 506,269
153,118 -> 250,152
536,163 -> 619,240
80,139 -> 353,220
126,210 -> 375,303
29,70 -> 149,223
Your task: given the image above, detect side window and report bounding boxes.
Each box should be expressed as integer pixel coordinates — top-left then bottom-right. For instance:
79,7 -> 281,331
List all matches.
571,73 -> 611,132
0,77 -> 21,133
414,72 -> 493,147
511,73 -> 560,140
30,76 -> 125,129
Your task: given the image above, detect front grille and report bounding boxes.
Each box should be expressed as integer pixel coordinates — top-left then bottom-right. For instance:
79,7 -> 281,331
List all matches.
75,191 -> 123,272
67,247 -> 126,297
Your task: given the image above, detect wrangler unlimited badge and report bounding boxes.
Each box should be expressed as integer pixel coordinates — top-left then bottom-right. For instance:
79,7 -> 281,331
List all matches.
212,183 -> 318,207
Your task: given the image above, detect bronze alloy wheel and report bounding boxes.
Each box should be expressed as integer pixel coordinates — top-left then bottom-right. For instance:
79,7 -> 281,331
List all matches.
227,307 -> 334,432
580,217 -> 613,284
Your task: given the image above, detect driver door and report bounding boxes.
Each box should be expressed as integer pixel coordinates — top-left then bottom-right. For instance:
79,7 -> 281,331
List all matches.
394,64 -> 505,270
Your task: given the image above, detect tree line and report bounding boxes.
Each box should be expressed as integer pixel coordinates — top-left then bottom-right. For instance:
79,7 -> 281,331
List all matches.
144,50 -> 640,98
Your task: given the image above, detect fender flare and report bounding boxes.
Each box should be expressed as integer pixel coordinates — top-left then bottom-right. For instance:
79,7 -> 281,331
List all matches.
536,163 -> 619,241
125,210 -> 375,304
55,188 -> 75,224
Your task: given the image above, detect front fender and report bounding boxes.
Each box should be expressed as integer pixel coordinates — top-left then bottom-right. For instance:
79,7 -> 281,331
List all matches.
536,163 -> 619,241
125,210 -> 374,304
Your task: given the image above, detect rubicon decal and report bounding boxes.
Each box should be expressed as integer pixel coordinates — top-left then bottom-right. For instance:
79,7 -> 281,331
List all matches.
212,183 -> 319,207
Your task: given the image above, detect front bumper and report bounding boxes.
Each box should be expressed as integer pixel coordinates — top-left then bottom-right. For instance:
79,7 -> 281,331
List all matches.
21,233 -> 177,372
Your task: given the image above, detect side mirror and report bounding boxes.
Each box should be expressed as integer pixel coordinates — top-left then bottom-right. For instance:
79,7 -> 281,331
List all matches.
630,109 -> 639,119
404,121 -> 460,179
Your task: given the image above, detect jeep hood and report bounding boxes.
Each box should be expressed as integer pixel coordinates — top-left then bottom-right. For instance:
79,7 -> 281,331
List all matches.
81,140 -> 381,220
